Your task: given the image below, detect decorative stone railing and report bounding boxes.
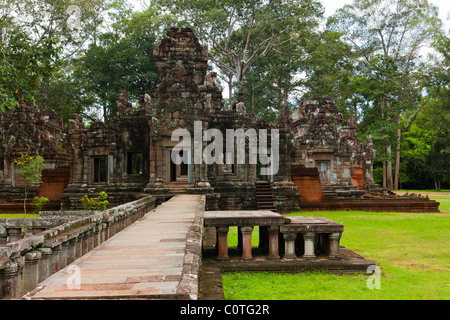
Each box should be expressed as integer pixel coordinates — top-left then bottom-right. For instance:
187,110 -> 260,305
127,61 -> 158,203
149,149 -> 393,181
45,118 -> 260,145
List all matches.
0,196 -> 156,300
203,211 -> 344,261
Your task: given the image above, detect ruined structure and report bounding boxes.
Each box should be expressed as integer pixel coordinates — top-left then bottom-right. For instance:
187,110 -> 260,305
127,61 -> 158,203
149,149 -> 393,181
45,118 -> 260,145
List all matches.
0,102 -> 69,210
288,97 -> 439,212
289,97 -> 375,203
61,27 -> 299,212
0,28 -> 439,214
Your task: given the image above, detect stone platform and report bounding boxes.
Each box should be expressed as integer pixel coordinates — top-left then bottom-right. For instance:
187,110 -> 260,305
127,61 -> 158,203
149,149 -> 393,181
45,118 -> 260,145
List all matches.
25,195 -> 204,300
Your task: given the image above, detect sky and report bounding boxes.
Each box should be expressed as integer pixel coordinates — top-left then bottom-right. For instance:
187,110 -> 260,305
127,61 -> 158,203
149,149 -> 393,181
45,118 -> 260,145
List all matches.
321,0 -> 449,30
131,0 -> 450,30
129,0 -> 449,100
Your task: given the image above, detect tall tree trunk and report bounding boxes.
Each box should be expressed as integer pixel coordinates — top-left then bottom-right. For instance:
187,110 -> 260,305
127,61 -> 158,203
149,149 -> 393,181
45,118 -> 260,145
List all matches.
387,145 -> 393,190
394,114 -> 401,190
228,74 -> 233,110
381,99 -> 386,188
385,96 -> 393,190
284,68 -> 290,108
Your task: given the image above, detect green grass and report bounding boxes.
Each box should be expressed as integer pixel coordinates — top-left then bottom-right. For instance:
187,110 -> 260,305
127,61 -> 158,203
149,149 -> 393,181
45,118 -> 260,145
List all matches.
0,213 -> 39,219
431,196 -> 450,212
222,194 -> 450,300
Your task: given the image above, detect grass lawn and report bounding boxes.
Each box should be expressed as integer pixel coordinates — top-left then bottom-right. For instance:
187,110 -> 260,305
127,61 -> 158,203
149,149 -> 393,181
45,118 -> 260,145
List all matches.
0,213 -> 39,219
222,193 -> 450,300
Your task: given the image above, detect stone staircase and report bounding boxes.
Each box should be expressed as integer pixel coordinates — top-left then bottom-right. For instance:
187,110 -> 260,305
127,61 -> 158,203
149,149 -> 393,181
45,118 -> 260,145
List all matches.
255,181 -> 276,211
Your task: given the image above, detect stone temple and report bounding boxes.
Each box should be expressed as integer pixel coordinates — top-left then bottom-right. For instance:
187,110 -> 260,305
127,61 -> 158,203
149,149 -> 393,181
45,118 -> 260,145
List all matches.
0,27 -> 439,214
0,27 -> 441,301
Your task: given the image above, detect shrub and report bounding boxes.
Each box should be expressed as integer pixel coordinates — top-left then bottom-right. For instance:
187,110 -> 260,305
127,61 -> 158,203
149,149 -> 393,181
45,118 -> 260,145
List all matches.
80,191 -> 109,211
31,196 -> 49,215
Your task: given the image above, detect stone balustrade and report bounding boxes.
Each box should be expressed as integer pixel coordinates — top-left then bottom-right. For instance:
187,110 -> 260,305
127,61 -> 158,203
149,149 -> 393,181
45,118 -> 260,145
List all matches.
204,212 -> 344,262
280,217 -> 344,260
0,196 -> 156,300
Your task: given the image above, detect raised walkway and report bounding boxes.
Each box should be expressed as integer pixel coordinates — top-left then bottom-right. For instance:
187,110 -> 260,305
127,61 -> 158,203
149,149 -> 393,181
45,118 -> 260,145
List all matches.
27,195 -> 204,300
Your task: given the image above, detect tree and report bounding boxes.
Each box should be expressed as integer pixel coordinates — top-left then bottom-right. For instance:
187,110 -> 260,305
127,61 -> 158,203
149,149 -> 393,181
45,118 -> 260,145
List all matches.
75,7 -> 164,122
301,30 -> 359,120
0,0 -> 116,111
155,0 -> 323,108
328,0 -> 444,190
418,33 -> 450,190
13,154 -> 45,218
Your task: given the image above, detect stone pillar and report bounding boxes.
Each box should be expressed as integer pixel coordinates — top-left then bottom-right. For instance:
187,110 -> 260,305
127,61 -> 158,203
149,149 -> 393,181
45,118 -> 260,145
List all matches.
329,233 -> 342,260
76,234 -> 83,259
241,226 -> 253,260
23,251 -> 42,293
60,241 -> 70,270
87,228 -> 94,252
283,232 -> 297,260
37,248 -> 52,283
267,226 -> 280,259
216,226 -> 229,260
94,223 -> 103,248
303,232 -> 316,260
0,261 -> 20,299
0,228 -> 7,245
8,228 -> 22,242
50,244 -> 62,273
82,231 -> 89,256
102,223 -> 109,242
111,219 -> 116,237
67,237 -> 77,265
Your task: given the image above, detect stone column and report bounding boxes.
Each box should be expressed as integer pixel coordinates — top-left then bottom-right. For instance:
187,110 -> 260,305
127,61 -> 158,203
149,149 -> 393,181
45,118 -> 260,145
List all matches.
329,233 -> 342,260
282,232 -> 297,260
241,226 -> 253,260
267,226 -> 280,259
0,228 -> 7,245
216,226 -> 229,260
87,228 -> 94,252
303,232 -> 316,260
76,234 -> 83,259
67,237 -> 77,265
0,261 -> 20,299
82,231 -> 89,256
102,222 -> 109,242
50,244 -> 62,273
59,241 -> 69,270
37,248 -> 52,283
94,223 -> 103,248
23,251 -> 42,293
7,228 -> 22,242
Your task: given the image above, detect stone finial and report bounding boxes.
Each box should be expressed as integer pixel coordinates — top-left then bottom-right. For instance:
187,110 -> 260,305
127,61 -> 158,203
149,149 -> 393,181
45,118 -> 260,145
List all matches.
206,72 -> 218,85
117,89 -> 131,112
236,102 -> 246,114
348,114 -> 357,128
145,93 -> 152,105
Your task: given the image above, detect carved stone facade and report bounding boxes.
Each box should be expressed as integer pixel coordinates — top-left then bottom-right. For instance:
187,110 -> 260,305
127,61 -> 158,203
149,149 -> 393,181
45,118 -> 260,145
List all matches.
1,28 -> 402,213
59,28 -> 299,212
290,97 -> 376,200
0,102 -> 69,207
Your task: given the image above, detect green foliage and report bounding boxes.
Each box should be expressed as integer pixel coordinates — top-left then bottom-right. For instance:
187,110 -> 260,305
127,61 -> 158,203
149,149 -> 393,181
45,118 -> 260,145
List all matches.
80,191 -> 109,211
13,154 -> 45,217
13,154 -> 45,185
0,32 -> 60,111
75,7 -> 160,122
31,196 -> 49,215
